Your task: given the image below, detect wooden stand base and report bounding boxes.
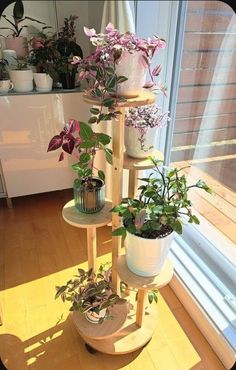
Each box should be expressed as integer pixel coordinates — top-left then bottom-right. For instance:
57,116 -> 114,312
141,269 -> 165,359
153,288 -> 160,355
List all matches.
72,296 -> 158,355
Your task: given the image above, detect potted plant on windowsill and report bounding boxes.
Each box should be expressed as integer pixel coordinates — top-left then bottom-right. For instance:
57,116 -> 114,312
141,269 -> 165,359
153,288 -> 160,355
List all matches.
9,57 -> 33,92
47,119 -> 112,214
71,23 -> 167,124
0,58 -> 13,93
55,265 -> 126,324
112,158 -> 212,277
125,104 -> 170,159
0,0 -> 46,57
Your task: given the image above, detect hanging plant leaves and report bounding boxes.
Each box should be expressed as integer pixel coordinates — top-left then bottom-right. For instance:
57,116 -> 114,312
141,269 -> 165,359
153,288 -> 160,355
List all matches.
80,121 -> 94,141
13,0 -> 24,20
47,135 -> 63,152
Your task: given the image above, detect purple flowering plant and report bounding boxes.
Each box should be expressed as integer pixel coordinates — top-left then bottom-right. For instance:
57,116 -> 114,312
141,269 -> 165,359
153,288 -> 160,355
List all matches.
72,23 -> 167,124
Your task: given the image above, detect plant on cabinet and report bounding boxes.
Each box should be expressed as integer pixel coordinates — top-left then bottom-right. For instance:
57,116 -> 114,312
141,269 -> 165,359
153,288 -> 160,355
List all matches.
112,158 -> 212,277
55,265 -> 126,324
125,104 -> 170,158
0,58 -> 12,93
9,57 -> 33,92
0,0 -> 45,57
47,119 -> 112,213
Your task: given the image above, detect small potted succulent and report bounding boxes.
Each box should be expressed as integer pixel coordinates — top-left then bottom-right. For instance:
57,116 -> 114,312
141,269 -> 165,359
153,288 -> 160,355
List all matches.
9,57 -> 33,92
112,158 -> 212,277
125,104 -> 169,158
28,28 -> 58,92
54,15 -> 83,89
47,119 -> 112,213
0,58 -> 12,93
55,265 -> 126,324
72,23 -> 167,124
0,0 -> 45,57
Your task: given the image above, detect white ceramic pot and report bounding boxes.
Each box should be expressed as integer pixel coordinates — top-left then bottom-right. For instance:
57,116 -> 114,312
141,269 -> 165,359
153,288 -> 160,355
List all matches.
33,73 -> 53,92
85,308 -> 107,324
10,69 -> 33,92
0,79 -> 13,94
5,36 -> 29,58
115,50 -> 147,98
124,231 -> 174,277
125,125 -> 159,158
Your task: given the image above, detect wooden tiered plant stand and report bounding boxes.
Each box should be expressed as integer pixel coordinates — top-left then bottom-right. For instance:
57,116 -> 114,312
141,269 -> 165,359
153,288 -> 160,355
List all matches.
62,91 -> 174,354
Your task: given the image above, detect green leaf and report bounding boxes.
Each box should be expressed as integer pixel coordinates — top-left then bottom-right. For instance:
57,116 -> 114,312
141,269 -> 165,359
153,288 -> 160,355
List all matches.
98,170 -> 105,181
97,133 -> 111,145
79,139 -> 96,148
80,121 -> 94,141
94,87 -> 102,97
55,285 -> 67,299
103,97 -> 115,107
104,148 -> 113,165
117,75 -> 128,83
80,153 -> 91,163
90,107 -> 100,115
106,75 -> 117,89
112,227 -> 127,237
88,116 -> 98,124
191,215 -> 200,224
173,219 -> 182,234
148,293 -> 154,304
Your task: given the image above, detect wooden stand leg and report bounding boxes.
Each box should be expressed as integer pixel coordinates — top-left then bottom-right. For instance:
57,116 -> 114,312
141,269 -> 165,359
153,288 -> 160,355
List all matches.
6,197 -> 13,209
87,227 -> 97,273
136,289 -> 146,327
128,169 -> 137,199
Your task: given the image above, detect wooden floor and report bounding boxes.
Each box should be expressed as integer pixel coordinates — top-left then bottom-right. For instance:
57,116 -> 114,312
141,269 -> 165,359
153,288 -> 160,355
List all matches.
172,156 -> 236,245
0,190 -> 226,370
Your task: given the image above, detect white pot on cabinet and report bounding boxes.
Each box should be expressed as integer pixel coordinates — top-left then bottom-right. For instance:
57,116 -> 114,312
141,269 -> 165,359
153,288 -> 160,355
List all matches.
33,73 -> 53,92
124,230 -> 174,277
125,125 -> 159,158
10,69 -> 33,92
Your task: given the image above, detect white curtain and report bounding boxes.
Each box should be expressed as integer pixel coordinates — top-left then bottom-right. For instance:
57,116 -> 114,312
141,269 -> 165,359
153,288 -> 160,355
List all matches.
101,0 -> 135,33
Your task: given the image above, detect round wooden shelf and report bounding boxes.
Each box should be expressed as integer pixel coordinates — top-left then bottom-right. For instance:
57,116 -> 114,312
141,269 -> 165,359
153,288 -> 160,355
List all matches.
82,90 -> 155,108
62,200 -> 112,229
75,294 -> 158,354
72,303 -> 128,340
116,256 -> 174,290
123,150 -> 164,170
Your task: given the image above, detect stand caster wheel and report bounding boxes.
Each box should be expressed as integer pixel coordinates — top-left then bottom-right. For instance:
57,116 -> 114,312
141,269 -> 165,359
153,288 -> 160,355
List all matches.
85,343 -> 97,354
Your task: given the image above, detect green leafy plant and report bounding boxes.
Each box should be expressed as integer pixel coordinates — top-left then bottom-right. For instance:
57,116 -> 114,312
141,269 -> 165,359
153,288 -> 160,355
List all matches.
55,265 -> 126,323
13,56 -> 28,70
47,119 -> 112,189
120,281 -> 158,304
0,0 -> 45,37
112,157 -> 212,239
0,59 -> 9,80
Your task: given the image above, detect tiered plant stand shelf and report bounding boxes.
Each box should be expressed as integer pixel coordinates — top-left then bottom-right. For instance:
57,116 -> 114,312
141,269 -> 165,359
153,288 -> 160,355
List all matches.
62,91 -> 173,355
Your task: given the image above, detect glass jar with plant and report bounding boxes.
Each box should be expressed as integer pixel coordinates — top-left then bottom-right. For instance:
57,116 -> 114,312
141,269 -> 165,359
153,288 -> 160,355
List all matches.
125,104 -> 170,158
53,15 -> 83,89
0,58 -> 12,93
0,0 -> 46,57
55,264 -> 126,324
9,56 -> 33,92
47,119 -> 113,213
72,22 -> 167,124
112,158 -> 212,277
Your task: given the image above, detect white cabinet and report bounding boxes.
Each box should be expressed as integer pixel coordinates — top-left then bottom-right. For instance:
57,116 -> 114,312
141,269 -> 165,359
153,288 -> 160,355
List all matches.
0,92 -> 90,198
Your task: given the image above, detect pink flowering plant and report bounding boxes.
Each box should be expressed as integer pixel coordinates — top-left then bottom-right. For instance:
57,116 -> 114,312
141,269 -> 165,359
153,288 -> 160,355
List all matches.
125,104 -> 169,152
47,119 -> 112,189
72,23 -> 167,124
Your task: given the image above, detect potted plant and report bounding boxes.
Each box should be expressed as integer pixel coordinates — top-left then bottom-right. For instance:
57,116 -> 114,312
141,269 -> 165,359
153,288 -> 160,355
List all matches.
0,58 -> 13,93
47,119 -> 113,213
125,104 -> 169,158
55,265 -> 126,324
54,15 -> 83,89
28,28 -> 58,92
9,57 -> 33,92
0,0 -> 46,57
112,158 -> 212,277
72,22 -> 167,124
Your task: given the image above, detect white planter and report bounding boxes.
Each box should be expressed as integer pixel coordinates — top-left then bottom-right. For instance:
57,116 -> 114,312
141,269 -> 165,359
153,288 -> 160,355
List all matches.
10,69 -> 33,92
125,231 -> 174,277
125,125 -> 159,158
85,308 -> 107,324
5,36 -> 29,58
33,73 -> 53,92
115,50 -> 147,98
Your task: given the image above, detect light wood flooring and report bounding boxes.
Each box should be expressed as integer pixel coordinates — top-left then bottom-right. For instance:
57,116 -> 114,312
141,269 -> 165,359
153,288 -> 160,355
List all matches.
0,190 -> 226,370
